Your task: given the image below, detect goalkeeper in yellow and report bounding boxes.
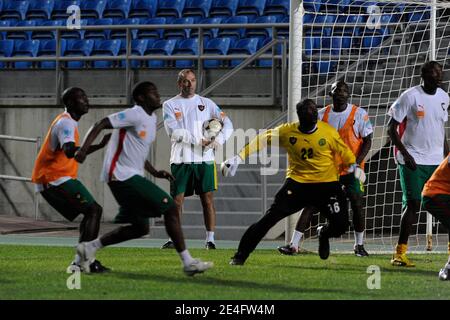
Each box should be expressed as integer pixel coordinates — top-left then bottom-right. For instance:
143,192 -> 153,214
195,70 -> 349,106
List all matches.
222,99 -> 364,264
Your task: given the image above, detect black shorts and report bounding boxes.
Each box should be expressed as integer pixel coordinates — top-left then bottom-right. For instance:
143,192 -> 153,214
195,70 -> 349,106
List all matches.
271,178 -> 347,220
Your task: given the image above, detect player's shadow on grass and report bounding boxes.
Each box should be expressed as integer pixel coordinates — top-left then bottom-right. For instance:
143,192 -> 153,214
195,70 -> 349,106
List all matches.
111,272 -> 359,295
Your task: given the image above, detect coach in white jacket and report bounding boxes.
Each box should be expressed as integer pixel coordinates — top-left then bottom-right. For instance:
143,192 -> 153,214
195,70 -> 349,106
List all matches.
161,69 -> 233,249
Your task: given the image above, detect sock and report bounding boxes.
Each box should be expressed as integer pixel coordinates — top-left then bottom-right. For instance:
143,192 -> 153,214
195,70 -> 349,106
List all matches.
179,250 -> 194,267
396,243 -> 407,255
290,230 -> 303,249
91,238 -> 104,250
206,231 -> 215,243
354,231 -> 364,246
74,254 -> 81,265
448,242 -> 450,255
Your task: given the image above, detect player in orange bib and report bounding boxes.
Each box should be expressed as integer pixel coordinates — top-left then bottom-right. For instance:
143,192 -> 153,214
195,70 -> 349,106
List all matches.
277,81 -> 373,257
31,87 -> 111,273
422,154 -> 450,280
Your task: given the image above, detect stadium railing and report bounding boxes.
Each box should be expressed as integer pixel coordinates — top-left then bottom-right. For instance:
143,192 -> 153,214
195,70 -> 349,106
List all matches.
0,22 -> 289,105
0,134 -> 41,220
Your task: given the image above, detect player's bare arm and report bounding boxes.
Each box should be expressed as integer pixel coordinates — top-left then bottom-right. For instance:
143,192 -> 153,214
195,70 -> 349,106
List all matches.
75,118 -> 113,163
356,133 -> 373,166
387,118 -> 417,170
144,160 -> 175,182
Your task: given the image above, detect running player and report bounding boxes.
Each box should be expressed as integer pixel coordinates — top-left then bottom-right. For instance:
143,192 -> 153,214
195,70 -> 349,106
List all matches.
74,81 -> 213,276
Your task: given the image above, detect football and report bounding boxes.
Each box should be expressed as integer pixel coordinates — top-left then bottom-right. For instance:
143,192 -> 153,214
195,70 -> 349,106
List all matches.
202,118 -> 223,140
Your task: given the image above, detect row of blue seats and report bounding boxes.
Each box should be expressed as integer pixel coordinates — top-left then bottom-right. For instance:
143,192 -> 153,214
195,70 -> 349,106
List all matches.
0,37 -> 281,69
0,0 -> 289,21
0,15 -> 289,41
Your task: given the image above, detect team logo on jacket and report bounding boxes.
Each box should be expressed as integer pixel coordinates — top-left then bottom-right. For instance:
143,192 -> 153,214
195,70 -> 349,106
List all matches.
289,137 -> 297,145
318,138 -> 326,146
198,105 -> 205,111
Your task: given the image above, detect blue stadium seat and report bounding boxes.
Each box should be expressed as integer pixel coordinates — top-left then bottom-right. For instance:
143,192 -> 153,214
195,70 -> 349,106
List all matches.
304,36 -> 319,56
313,61 -> 336,74
145,39 -> 177,68
324,0 -> 351,13
84,18 -> 113,40
0,20 -> 11,40
80,0 -> 107,19
137,17 -> 166,39
218,16 -> 249,41
0,1 -> 30,21
32,20 -> 65,40
156,0 -> 186,19
0,39 -> 14,68
65,39 -> 94,68
13,39 -> 40,69
408,7 -> 430,22
203,37 -> 231,68
92,39 -> 122,68
361,29 -> 388,51
182,0 -> 212,22
276,15 -> 288,38
173,38 -> 199,68
119,38 -> 152,67
305,14 -> 337,36
129,0 -> 157,19
51,0 -> 80,20
61,19 -> 88,39
264,0 -> 289,18
7,21 -> 37,40
246,15 -> 278,39
38,39 -> 67,69
236,0 -> 266,20
228,37 -> 259,67
110,18 -> 140,39
190,17 -> 222,40
210,0 -> 239,18
27,0 -> 55,20
302,0 -> 322,12
336,14 -> 366,36
163,17 -> 195,39
257,36 -> 282,67
104,0 -> 132,19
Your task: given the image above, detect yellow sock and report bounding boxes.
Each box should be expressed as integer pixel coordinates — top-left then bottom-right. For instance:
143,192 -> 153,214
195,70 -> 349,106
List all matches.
396,244 -> 407,255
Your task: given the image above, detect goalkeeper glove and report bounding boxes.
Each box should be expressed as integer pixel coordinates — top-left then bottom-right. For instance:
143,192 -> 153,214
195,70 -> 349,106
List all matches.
348,164 -> 366,184
220,155 -> 243,177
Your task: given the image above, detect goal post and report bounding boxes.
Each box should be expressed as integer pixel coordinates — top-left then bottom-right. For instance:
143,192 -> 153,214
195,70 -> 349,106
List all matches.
287,0 -> 450,252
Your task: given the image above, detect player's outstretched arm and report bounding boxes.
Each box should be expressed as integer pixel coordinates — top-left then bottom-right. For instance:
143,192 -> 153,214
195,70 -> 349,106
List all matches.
75,118 -> 113,163
144,160 -> 175,182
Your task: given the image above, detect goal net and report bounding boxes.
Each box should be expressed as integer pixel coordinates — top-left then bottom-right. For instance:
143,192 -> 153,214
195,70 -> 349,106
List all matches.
289,0 -> 450,252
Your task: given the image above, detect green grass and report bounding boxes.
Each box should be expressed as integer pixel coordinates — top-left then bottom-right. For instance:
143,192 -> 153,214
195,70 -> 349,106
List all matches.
0,244 -> 448,300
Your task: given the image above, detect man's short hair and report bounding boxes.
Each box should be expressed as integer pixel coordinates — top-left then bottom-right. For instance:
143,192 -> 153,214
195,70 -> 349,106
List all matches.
329,80 -> 349,96
421,61 -> 442,76
62,87 -> 84,107
132,81 -> 157,103
296,98 -> 316,114
177,69 -> 195,83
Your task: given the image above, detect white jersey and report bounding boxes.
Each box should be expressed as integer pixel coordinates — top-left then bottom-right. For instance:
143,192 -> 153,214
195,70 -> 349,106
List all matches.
101,105 -> 157,182
35,112 -> 77,192
163,94 -> 233,164
318,103 -> 373,138
388,85 -> 449,165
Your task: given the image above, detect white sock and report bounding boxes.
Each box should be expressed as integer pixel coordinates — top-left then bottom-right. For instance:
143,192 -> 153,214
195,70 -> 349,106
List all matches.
179,250 -> 195,267
74,254 -> 81,264
206,231 -> 215,243
355,231 -> 364,246
446,257 -> 450,269
91,238 -> 104,250
290,230 -> 303,249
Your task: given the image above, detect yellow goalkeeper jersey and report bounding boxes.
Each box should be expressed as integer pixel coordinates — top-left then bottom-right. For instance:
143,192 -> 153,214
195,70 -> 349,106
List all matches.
238,121 -> 356,183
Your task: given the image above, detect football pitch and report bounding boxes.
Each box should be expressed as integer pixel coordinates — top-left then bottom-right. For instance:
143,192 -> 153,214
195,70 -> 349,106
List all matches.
0,243 -> 448,300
